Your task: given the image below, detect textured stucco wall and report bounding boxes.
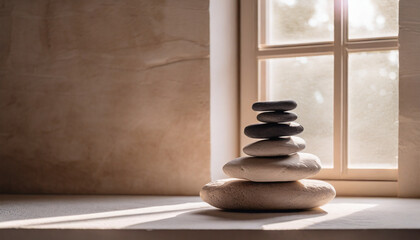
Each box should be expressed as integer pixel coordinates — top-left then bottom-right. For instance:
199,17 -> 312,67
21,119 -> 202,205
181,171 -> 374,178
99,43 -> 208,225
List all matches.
0,0 -> 210,195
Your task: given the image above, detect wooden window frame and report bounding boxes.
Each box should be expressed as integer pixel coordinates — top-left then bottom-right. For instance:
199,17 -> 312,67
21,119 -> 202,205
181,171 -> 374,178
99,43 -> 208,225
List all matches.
240,0 -> 400,196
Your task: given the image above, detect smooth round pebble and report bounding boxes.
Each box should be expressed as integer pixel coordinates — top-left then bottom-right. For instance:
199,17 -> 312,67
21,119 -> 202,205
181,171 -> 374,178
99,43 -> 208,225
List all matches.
252,100 -> 297,111
243,136 -> 306,157
257,111 -> 298,123
223,153 -> 321,182
200,178 -> 336,210
244,122 -> 304,138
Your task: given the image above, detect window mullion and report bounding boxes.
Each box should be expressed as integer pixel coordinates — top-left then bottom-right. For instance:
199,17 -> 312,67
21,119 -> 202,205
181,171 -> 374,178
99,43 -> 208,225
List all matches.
341,0 -> 349,178
346,38 -> 398,52
259,0 -> 267,47
333,0 -> 345,178
257,44 -> 334,59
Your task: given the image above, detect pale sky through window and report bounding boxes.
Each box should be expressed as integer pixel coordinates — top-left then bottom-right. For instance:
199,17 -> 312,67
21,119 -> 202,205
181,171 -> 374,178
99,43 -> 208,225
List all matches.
265,0 -> 399,169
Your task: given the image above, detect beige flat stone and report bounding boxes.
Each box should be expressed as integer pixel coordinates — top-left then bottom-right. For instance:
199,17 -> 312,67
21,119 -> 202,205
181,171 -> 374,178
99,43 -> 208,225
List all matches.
223,153 -> 321,182
200,178 -> 336,210
243,136 -> 306,157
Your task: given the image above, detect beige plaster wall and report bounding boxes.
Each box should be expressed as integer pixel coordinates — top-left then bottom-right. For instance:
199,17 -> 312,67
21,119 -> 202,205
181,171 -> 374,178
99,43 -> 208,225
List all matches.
0,0 -> 210,195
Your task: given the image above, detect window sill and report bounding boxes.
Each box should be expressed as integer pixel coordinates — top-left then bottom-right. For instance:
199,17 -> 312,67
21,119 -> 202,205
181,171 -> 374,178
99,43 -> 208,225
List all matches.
1,195 -> 419,240
324,180 -> 398,197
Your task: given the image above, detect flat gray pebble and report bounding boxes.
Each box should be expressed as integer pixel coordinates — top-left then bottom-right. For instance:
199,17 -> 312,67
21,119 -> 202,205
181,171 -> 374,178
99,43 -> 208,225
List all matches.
257,111 -> 298,123
252,100 -> 297,111
244,122 -> 304,138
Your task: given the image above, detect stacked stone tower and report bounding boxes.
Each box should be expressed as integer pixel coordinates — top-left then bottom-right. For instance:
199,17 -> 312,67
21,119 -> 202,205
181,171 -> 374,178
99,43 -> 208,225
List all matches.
201,100 -> 336,211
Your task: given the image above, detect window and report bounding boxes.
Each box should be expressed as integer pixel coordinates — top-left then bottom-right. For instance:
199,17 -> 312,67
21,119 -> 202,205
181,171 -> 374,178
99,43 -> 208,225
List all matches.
241,0 -> 399,191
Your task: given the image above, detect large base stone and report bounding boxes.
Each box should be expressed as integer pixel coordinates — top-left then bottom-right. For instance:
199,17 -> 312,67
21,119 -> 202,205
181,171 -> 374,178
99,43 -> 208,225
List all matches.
200,179 -> 336,211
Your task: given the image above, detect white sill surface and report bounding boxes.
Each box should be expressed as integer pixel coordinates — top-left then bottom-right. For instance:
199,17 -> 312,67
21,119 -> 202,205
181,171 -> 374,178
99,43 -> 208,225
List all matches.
1,195 -> 420,240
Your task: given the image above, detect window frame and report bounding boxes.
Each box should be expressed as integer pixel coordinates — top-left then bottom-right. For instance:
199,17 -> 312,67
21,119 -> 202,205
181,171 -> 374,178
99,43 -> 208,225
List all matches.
240,0 -> 400,196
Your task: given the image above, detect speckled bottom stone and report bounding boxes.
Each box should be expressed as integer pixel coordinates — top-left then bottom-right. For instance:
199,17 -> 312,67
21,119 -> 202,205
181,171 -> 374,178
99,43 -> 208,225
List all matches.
200,179 -> 336,211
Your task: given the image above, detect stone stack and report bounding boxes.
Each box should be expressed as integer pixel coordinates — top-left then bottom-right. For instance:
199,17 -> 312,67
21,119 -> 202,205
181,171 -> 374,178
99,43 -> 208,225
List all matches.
200,100 -> 336,211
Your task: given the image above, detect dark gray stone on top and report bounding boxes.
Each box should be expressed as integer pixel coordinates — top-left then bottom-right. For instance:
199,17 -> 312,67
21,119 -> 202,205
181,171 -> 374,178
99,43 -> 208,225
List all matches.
252,100 -> 297,111
244,122 -> 304,138
257,111 -> 298,123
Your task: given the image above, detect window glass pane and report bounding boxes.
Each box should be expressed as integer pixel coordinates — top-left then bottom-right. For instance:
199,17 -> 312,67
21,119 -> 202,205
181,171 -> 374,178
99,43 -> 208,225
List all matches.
265,55 -> 334,168
348,51 -> 398,169
348,0 -> 399,39
265,0 -> 334,45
